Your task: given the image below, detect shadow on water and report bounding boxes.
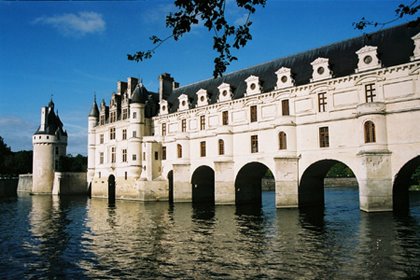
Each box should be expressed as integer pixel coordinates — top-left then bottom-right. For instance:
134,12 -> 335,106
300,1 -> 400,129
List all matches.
298,206 -> 325,230
192,202 -> 215,220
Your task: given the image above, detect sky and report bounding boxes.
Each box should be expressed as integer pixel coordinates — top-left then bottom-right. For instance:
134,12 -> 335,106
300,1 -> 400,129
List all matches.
0,0 -> 417,155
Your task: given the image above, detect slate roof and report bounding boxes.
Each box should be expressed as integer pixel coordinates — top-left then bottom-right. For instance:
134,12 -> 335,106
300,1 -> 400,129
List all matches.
34,107 -> 67,136
165,22 -> 420,113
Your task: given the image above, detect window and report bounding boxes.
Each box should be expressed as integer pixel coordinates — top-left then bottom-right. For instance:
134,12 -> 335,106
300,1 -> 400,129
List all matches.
125,172 -> 127,180
365,83 -> 376,103
250,105 -> 257,122
162,123 -> 166,136
154,151 -> 159,160
318,92 -> 327,112
100,115 -> 105,125
132,154 -> 137,161
218,139 -> 224,155
110,111 -> 116,123
200,115 -> 205,130
143,152 -> 146,160
251,135 -> 258,153
99,172 -> 101,178
110,127 -> 116,140
122,129 -> 127,140
319,127 -> 329,148
279,131 -> 287,150
122,149 -> 127,162
364,121 -> 376,143
162,146 -> 166,160
181,119 -> 187,132
132,131 -> 137,138
177,144 -> 182,158
282,100 -> 290,116
99,152 -> 104,164
111,147 -> 116,163
100,134 -> 104,144
133,112 -> 137,119
200,141 -> 206,157
122,108 -> 128,120
222,111 -> 229,125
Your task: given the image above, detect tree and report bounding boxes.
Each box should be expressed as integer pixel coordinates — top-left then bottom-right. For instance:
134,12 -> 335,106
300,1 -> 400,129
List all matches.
353,0 -> 419,30
59,154 -> 87,172
128,0 -> 266,78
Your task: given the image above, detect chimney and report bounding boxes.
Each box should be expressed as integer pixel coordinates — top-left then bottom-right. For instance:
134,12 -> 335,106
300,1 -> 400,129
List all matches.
159,73 -> 175,101
117,81 -> 128,95
40,107 -> 48,132
127,77 -> 138,97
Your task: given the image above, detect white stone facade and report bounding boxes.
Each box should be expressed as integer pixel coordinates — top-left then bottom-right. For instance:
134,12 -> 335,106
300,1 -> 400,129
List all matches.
88,23 -> 420,212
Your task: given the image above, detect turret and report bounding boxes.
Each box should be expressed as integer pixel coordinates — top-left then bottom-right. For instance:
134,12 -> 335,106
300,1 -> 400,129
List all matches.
32,98 -> 67,194
88,96 -> 99,183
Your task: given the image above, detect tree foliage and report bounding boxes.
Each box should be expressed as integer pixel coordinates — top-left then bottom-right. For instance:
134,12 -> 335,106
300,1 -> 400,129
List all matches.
59,154 -> 87,172
326,162 -> 355,178
0,136 -> 32,176
128,0 -> 266,78
353,0 -> 420,30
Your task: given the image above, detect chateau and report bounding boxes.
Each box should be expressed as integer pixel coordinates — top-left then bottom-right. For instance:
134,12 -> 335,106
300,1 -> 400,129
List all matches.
88,22 -> 420,212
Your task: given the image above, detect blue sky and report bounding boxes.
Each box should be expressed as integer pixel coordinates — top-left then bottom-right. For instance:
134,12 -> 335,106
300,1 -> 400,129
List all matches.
0,0 -> 416,155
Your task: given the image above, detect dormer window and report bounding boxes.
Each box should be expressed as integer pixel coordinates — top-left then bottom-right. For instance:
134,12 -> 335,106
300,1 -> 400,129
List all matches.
411,33 -> 420,61
196,89 -> 209,107
160,99 -> 169,115
245,75 -> 262,96
218,83 -> 233,102
311,57 -> 332,82
275,67 -> 294,89
178,94 -> 189,111
356,46 -> 381,72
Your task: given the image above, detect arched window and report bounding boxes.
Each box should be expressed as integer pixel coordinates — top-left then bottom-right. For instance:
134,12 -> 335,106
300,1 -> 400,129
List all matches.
218,139 -> 224,155
279,131 -> 287,150
364,121 -> 376,143
177,144 -> 182,158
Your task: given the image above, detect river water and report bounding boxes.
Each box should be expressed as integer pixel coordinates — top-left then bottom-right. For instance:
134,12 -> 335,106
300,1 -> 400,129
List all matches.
0,187 -> 419,279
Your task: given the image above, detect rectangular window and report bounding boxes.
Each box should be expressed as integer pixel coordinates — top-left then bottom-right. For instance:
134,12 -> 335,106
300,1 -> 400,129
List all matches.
365,83 -> 376,103
99,152 -> 104,164
181,119 -> 187,132
200,115 -> 205,130
99,171 -> 101,178
122,108 -> 128,120
100,134 -> 104,144
111,147 -> 116,163
122,149 -> 127,162
162,146 -> 166,160
200,141 -> 206,157
319,127 -> 329,148
143,152 -> 146,160
125,172 -> 127,180
132,131 -> 137,138
282,99 -> 290,116
251,135 -> 258,153
162,123 -> 166,136
132,154 -> 137,161
154,151 -> 159,160
100,115 -> 105,125
122,129 -> 127,140
250,105 -> 257,122
222,111 -> 229,125
110,111 -> 116,123
133,112 -> 137,119
177,144 -> 182,158
318,92 -> 327,112
110,127 -> 116,140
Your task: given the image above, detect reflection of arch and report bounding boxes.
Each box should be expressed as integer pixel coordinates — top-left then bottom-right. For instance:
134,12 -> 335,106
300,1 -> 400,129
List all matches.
108,175 -> 116,204
393,156 -> 420,212
167,170 -> 173,204
191,166 -> 215,205
299,160 -> 358,208
235,162 -> 274,206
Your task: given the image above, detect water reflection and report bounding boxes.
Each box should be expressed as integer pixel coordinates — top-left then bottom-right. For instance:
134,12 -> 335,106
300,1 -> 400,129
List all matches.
0,188 -> 419,279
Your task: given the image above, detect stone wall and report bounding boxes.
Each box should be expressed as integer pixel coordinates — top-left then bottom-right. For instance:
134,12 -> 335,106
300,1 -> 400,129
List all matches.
52,172 -> 88,195
324,177 -> 358,187
17,174 -> 33,193
0,178 -> 18,197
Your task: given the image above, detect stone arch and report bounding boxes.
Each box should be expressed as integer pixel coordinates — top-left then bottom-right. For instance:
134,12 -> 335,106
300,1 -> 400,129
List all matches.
108,174 -> 116,204
393,155 -> 420,213
191,165 -> 215,205
235,162 -> 275,206
299,160 -> 358,208
167,170 -> 173,204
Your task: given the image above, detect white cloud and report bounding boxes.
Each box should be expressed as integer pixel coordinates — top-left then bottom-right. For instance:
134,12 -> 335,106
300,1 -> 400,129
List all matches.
33,11 -> 105,37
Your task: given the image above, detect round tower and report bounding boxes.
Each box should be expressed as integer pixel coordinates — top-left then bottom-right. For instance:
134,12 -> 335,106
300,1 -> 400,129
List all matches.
88,96 -> 99,184
32,99 -> 67,194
